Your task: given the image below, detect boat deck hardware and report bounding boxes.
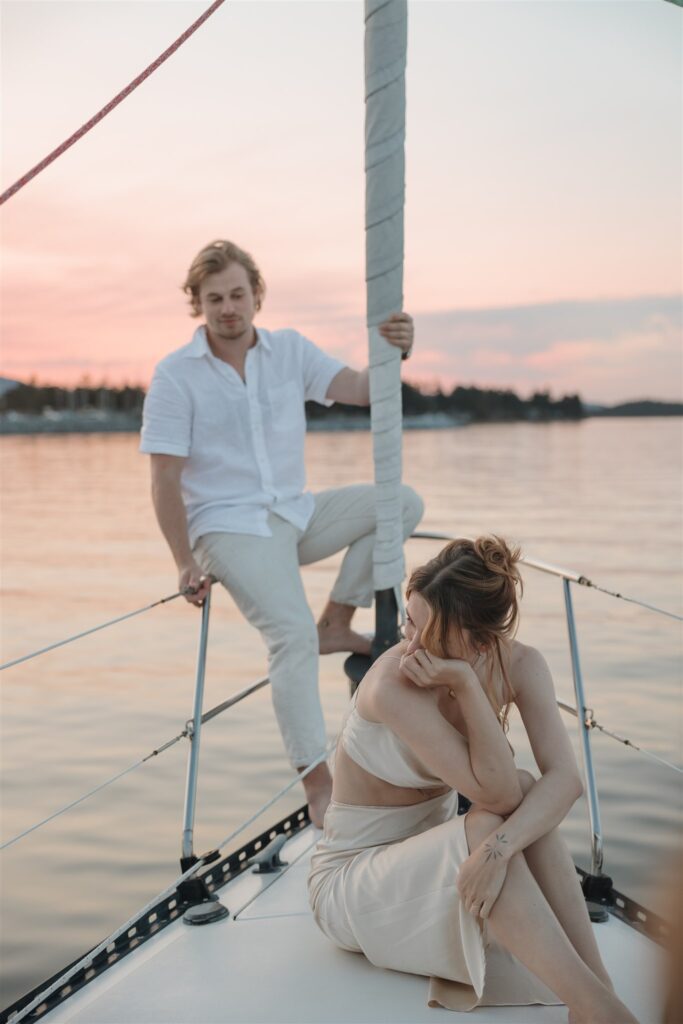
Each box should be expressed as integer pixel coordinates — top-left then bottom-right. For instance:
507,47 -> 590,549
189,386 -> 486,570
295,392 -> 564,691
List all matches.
247,834 -> 289,874
182,895 -> 229,927
0,807 -> 311,1024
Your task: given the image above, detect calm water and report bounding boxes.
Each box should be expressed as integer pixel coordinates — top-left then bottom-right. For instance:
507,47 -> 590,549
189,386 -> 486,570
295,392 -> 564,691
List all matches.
1,419 -> 682,1008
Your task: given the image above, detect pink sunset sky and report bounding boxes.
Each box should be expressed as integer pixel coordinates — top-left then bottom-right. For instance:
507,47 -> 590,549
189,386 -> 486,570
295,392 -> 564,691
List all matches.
1,0 -> 681,404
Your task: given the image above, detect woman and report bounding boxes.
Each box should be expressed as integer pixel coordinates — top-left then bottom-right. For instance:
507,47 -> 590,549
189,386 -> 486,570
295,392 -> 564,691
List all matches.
308,537 -> 638,1023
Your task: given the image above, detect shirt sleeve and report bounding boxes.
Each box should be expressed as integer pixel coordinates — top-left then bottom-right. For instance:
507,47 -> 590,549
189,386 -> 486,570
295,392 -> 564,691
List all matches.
139,366 -> 192,456
299,334 -> 347,406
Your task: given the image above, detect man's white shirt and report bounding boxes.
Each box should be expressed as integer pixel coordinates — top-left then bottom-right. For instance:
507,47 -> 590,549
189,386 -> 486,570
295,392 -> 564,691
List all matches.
140,326 -> 345,546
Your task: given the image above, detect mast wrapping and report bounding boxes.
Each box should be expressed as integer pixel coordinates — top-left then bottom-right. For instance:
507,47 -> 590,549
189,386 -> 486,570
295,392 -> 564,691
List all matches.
364,0 -> 408,598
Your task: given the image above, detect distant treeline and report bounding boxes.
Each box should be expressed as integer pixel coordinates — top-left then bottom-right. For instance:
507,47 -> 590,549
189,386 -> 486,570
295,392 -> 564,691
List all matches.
309,383 -> 584,422
590,400 -> 683,417
0,382 -> 145,414
1,380 -> 680,423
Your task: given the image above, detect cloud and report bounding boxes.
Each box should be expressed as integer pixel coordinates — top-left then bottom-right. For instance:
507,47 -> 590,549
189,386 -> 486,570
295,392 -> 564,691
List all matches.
2,229 -> 681,404
409,295 -> 682,402
525,327 -> 671,370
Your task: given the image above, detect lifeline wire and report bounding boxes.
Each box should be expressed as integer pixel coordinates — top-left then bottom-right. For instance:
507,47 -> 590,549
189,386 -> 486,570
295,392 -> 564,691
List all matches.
0,678 -> 271,852
9,746 -> 334,1024
0,733 -> 183,852
578,579 -> 683,622
556,700 -> 682,775
411,532 -> 682,622
7,683 -> 678,854
0,592 -> 182,671
4,535 -> 678,674
0,0 -> 226,205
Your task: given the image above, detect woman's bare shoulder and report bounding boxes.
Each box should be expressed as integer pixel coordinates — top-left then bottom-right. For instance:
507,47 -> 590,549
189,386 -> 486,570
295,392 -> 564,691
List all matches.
359,643 -> 434,723
508,640 -> 554,700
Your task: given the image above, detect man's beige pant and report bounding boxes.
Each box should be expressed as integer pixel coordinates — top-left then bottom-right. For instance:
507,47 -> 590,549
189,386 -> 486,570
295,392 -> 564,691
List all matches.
194,484 -> 424,768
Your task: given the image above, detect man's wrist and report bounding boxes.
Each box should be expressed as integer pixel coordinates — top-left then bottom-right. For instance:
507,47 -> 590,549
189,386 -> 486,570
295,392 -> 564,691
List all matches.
176,556 -> 197,574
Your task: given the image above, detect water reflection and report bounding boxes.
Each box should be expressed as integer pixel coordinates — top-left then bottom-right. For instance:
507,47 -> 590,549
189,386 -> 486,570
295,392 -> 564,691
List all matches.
1,418 -> 681,1005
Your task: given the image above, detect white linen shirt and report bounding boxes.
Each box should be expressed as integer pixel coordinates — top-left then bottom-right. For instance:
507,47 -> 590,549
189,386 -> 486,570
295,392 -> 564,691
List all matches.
140,326 -> 345,546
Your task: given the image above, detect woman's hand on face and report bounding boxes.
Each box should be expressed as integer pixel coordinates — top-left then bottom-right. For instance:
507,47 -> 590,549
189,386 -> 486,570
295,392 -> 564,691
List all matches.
399,649 -> 476,693
456,831 -> 511,920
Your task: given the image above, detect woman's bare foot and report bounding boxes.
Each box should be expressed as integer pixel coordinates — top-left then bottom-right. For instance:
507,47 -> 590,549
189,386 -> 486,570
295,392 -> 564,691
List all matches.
299,761 -> 333,828
568,989 -> 638,1024
317,600 -> 371,656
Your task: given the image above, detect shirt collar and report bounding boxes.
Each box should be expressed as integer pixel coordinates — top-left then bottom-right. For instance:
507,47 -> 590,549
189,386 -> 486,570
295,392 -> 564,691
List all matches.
182,325 -> 271,358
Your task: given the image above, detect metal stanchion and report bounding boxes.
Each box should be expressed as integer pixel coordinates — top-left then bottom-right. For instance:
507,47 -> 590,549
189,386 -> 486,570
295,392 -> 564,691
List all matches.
177,589 -> 228,925
563,578 -> 610,921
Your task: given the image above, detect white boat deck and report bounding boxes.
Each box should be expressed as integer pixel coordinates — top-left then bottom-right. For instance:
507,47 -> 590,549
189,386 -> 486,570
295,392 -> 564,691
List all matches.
42,826 -> 664,1024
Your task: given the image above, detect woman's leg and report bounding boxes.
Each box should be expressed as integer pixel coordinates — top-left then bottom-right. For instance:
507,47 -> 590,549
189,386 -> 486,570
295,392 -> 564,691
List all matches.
515,770 -> 613,989
464,809 -> 638,1024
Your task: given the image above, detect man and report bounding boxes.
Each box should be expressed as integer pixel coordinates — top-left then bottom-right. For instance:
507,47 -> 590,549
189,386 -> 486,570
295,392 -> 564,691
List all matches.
140,240 -> 423,826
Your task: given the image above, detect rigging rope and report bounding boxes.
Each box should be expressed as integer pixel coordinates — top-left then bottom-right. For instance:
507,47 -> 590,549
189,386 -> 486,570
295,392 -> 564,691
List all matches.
0,0 -> 226,206
0,591 -> 182,671
8,744 -> 334,1024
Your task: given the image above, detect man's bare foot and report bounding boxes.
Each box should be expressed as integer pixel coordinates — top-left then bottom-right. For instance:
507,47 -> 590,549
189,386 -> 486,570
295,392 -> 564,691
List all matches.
317,600 -> 372,656
299,761 -> 333,828
318,624 -> 372,656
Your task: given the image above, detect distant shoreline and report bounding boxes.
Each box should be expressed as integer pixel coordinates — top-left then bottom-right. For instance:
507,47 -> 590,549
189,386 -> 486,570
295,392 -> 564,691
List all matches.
3,378 -> 680,435
1,408 -> 681,436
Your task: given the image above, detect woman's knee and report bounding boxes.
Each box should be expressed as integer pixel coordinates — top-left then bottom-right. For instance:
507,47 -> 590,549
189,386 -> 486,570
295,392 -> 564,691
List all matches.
464,808 -> 506,853
517,768 -> 537,796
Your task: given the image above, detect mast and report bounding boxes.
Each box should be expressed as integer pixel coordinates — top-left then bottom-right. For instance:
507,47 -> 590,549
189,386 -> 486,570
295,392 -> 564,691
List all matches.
364,0 -> 408,658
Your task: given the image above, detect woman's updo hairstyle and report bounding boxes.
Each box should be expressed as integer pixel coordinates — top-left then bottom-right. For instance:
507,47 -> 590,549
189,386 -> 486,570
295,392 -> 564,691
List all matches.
406,536 -> 523,730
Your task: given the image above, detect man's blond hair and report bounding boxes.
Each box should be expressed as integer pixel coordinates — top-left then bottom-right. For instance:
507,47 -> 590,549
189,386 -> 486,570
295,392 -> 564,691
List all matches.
182,240 -> 266,316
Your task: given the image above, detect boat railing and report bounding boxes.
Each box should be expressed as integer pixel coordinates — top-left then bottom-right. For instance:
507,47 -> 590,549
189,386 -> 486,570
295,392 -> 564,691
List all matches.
2,536 -> 680,875
2,536 -> 680,1022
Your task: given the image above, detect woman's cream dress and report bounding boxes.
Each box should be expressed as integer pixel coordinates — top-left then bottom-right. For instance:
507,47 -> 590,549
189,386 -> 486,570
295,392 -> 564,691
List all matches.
307,691 -> 561,1012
